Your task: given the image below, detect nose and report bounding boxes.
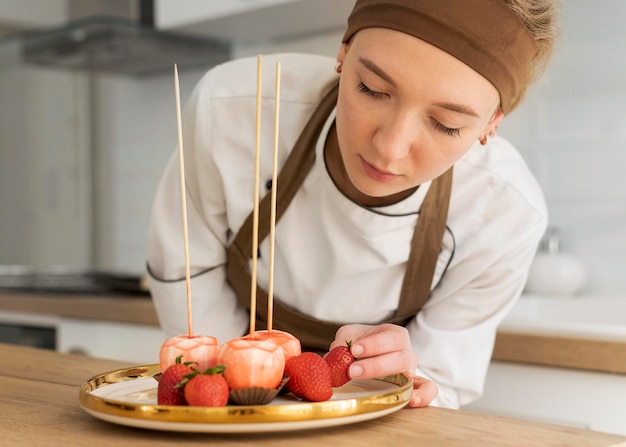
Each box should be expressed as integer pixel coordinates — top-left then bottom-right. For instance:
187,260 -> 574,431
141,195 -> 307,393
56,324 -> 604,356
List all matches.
371,112 -> 416,162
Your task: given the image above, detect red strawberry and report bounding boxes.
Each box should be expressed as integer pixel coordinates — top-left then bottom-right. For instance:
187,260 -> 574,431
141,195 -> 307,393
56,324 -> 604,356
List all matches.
325,340 -> 356,387
157,355 -> 195,405
184,366 -> 229,407
284,352 -> 333,402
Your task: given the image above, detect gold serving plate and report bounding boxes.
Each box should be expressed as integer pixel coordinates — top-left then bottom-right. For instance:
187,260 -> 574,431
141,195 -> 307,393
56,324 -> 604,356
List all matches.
79,364 -> 412,433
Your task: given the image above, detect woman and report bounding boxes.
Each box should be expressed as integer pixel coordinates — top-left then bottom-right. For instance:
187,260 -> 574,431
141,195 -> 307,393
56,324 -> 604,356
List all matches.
147,0 -> 559,408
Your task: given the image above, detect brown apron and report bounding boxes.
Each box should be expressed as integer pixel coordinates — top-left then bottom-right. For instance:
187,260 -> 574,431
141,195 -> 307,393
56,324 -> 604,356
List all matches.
226,83 -> 453,351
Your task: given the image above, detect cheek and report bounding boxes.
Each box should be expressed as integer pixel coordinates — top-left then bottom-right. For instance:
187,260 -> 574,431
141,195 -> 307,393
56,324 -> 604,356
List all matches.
399,132 -> 477,184
336,93 -> 361,149
427,138 -> 472,164
336,90 -> 377,147
423,139 -> 476,180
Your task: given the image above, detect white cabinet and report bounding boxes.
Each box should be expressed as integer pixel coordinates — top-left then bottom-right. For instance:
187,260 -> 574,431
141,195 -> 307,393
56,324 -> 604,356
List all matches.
154,0 -> 300,29
463,361 -> 626,436
0,0 -> 65,29
156,0 -> 355,42
0,309 -> 165,364
57,317 -> 166,365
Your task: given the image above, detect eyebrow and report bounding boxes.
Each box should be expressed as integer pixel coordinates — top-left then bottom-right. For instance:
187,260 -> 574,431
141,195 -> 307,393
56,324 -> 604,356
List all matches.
358,57 -> 396,87
358,56 -> 480,118
433,102 -> 480,118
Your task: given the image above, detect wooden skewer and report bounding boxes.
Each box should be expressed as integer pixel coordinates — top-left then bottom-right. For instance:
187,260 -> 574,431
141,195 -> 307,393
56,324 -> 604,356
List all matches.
174,64 -> 193,337
249,54 -> 263,338
267,62 -> 281,333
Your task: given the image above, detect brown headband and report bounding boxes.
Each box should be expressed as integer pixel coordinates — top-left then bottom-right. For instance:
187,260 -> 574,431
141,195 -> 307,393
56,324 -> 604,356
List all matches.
342,0 -> 538,113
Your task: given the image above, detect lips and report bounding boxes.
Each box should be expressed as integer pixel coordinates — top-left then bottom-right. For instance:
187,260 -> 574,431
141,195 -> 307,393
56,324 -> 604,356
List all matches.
359,156 -> 400,183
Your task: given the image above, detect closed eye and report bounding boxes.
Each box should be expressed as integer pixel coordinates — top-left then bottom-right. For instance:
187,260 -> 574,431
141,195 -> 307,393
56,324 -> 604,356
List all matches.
431,119 -> 462,138
356,81 -> 386,99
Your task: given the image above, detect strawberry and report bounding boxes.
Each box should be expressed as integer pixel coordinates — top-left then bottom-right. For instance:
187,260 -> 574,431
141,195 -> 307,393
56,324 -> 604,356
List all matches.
284,352 -> 333,402
325,340 -> 356,387
183,366 -> 229,407
157,355 -> 195,405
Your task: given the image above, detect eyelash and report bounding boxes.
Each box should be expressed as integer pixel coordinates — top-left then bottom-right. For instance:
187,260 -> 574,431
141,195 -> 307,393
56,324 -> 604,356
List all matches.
356,81 -> 384,98
432,120 -> 462,138
356,81 -> 462,138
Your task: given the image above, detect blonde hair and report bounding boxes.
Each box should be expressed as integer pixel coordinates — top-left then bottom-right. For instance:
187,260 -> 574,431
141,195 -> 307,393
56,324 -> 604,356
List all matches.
502,0 -> 561,108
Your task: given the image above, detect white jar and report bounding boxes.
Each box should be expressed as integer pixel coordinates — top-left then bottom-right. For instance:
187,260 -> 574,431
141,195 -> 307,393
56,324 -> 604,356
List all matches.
525,228 -> 587,296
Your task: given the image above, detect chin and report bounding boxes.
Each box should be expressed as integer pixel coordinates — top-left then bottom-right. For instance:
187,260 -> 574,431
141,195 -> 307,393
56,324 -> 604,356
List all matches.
355,181 -> 401,198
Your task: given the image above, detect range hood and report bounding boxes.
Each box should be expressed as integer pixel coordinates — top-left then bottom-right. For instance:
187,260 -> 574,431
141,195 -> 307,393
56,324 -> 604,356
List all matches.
16,0 -> 230,76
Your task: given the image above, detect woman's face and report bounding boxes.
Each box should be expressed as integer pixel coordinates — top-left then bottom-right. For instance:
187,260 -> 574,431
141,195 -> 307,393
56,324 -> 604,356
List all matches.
335,28 -> 503,197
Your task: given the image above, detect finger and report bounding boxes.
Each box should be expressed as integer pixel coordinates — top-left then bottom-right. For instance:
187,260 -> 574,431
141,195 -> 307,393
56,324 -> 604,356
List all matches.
350,324 -> 411,359
329,324 -> 372,351
348,349 -> 417,380
407,375 -> 438,408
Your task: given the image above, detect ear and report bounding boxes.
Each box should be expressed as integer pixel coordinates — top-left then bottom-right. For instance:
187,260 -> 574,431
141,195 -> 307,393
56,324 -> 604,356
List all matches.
485,107 -> 504,134
336,42 -> 349,64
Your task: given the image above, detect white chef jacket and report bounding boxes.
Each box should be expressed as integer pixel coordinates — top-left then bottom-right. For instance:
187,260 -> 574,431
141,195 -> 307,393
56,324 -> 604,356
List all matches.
147,53 -> 547,408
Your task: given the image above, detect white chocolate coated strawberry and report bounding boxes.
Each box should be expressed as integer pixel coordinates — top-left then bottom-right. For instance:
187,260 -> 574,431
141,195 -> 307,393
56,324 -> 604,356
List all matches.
159,334 -> 220,372
248,329 -> 301,362
218,336 -> 285,390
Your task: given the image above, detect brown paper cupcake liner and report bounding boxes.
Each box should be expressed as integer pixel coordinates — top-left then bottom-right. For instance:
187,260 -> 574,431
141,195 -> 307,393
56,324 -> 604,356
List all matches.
228,376 -> 290,405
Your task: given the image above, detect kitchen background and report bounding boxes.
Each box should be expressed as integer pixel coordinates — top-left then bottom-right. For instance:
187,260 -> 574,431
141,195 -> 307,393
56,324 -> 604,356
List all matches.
2,0 -> 626,436
0,0 -> 625,296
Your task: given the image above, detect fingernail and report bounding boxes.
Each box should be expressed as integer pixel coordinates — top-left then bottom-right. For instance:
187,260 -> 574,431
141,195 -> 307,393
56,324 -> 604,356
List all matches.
350,364 -> 363,378
351,344 -> 364,356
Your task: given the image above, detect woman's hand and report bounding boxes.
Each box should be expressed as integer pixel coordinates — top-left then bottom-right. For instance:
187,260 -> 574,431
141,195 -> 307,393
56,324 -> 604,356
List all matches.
407,373 -> 438,407
330,323 -> 437,407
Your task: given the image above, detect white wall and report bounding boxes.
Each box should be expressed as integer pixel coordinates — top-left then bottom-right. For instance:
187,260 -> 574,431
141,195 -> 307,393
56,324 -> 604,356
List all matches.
89,68 -> 205,271
496,1 -> 626,294
0,55 -> 91,267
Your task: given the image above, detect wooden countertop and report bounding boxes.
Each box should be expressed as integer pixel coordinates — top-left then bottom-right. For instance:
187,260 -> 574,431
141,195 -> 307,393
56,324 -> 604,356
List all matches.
2,343 -> 624,447
493,329 -> 626,374
0,291 -> 159,326
2,291 -> 626,375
